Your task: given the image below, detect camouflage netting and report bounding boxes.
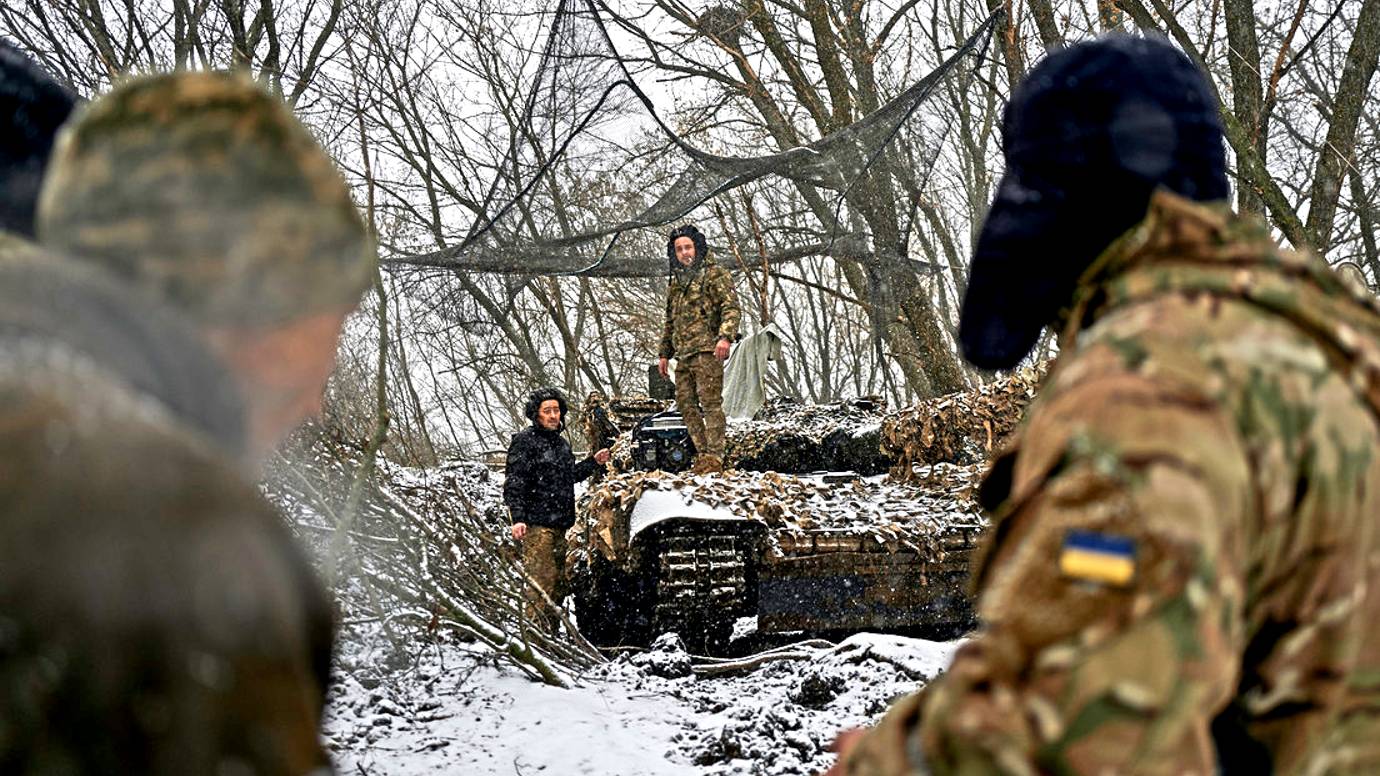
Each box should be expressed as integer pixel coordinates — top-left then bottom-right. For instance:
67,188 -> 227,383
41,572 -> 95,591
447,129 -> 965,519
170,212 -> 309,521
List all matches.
572,371 -> 1050,588
583,392 -> 670,451
596,370 -> 1044,478
597,395 -> 891,475
725,397 -> 891,474
573,465 -> 984,571
385,1 -> 1003,277
881,364 -> 1048,479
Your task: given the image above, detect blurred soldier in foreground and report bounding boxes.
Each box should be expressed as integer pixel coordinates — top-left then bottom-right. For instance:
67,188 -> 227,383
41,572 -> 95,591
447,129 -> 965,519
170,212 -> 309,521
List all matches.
505,388 -> 610,632
833,35 -> 1380,775
0,65 -> 372,772
657,224 -> 740,473
37,70 -> 374,468
1334,259 -> 1371,297
0,299 -> 334,773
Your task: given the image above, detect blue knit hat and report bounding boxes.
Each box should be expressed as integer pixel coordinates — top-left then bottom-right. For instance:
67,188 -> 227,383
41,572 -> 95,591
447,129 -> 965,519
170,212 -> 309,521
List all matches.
959,35 -> 1227,369
0,40 -> 78,238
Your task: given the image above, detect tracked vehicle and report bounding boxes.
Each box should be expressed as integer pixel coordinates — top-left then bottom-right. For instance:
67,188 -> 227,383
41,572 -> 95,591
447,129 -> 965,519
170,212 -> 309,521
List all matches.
569,396 -> 985,653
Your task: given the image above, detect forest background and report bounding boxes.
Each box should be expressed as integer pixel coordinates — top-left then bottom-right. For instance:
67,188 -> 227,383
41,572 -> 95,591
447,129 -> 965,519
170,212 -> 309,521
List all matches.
4,0 -> 1377,462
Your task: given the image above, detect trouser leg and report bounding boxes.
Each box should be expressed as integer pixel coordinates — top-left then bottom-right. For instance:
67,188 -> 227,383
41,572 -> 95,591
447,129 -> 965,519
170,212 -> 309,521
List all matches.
522,526 -> 566,631
674,356 -> 707,455
693,353 -> 726,458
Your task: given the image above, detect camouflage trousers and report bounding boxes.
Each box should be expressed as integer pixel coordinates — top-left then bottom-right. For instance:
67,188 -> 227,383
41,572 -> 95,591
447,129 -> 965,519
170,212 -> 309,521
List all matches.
675,352 -> 726,458
521,526 -> 568,632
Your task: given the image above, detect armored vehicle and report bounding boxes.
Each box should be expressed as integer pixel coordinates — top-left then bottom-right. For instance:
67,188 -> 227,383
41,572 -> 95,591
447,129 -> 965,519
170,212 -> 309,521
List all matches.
570,468 -> 983,653
569,395 -> 992,653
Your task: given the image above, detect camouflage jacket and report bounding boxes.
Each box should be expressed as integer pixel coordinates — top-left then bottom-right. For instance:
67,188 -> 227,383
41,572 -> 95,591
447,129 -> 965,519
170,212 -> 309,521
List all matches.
0,241 -> 248,458
844,190 -> 1380,775
0,254 -> 332,772
658,257 -> 740,360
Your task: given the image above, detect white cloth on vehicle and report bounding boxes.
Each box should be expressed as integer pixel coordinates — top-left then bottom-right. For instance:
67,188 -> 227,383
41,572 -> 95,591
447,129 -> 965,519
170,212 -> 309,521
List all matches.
721,322 -> 783,419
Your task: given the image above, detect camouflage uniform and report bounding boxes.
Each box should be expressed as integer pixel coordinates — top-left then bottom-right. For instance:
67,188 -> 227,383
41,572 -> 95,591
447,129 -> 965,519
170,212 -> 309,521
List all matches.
1335,260 -> 1370,297
0,255 -> 332,774
0,71 -> 368,771
659,256 -> 740,466
521,526 -> 570,632
843,190 -> 1380,775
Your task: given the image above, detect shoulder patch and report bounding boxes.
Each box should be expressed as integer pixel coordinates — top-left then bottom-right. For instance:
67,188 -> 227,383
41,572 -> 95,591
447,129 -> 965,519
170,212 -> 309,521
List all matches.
1060,530 -> 1136,586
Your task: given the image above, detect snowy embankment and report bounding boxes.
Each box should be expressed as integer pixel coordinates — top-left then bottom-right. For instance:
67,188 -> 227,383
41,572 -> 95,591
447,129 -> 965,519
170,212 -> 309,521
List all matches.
325,629 -> 959,775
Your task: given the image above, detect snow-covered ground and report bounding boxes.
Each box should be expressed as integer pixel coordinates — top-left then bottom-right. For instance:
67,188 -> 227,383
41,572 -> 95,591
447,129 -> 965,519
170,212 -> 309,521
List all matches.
325,630 -> 960,775
269,440 -> 974,774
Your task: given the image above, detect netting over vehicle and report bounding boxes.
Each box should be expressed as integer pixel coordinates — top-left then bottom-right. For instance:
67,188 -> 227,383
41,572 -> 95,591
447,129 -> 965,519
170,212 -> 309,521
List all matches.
387,0 -> 1002,277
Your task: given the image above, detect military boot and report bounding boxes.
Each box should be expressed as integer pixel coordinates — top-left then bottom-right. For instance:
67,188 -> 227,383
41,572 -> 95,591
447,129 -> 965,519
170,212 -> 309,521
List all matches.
691,454 -> 723,474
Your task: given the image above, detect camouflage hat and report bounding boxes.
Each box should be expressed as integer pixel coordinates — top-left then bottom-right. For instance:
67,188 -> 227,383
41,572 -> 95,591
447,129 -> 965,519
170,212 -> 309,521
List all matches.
36,70 -> 374,327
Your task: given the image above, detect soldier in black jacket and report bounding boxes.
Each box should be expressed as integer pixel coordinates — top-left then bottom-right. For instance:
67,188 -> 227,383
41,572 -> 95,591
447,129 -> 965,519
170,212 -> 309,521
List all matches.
504,388 -> 609,631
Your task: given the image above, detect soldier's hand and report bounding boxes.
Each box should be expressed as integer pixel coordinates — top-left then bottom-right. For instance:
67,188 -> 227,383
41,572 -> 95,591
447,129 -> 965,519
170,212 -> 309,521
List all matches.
658,357 -> 669,377
822,728 -> 866,776
714,339 -> 731,361
510,523 -> 528,541
593,448 -> 611,464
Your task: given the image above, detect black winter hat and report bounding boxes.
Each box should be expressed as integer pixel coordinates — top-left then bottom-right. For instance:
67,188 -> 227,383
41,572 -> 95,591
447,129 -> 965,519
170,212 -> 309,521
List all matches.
959,35 -> 1228,370
524,388 -> 569,427
666,224 -> 708,271
0,39 -> 78,238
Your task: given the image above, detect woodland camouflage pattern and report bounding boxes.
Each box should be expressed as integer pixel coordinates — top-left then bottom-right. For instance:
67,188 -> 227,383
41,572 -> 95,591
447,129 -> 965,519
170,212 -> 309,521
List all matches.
36,71 -> 374,327
881,366 -> 1045,479
658,257 -> 740,360
660,255 -> 740,462
844,190 -> 1380,775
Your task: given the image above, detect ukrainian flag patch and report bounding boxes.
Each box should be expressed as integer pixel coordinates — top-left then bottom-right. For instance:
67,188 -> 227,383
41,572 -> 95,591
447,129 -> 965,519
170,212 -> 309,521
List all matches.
1060,530 -> 1136,586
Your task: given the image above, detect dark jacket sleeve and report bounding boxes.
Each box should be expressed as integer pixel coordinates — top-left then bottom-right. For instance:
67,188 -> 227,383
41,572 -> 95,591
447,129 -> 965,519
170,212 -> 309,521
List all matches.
502,432 -> 533,523
573,455 -> 602,483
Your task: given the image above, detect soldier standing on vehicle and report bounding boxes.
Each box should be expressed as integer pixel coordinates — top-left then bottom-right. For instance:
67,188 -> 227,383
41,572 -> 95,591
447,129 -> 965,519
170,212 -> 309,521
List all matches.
505,388 -> 610,632
831,35 -> 1380,775
657,224 -> 740,474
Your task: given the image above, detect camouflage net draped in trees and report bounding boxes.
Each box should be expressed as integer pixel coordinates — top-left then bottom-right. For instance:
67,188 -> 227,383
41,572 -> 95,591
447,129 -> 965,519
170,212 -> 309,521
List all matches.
387,1 -> 1003,277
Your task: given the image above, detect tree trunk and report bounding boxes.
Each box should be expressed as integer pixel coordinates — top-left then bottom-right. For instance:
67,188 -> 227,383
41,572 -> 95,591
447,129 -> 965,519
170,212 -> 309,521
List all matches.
1305,0 -> 1380,256
1028,0 -> 1064,49
1222,0 -> 1267,215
